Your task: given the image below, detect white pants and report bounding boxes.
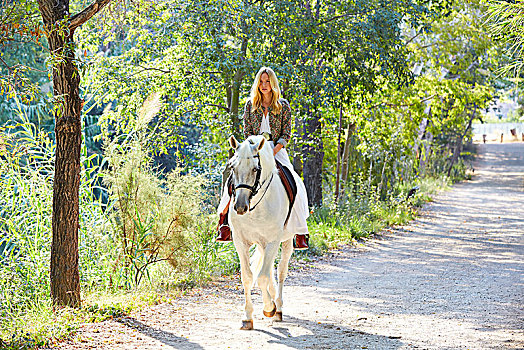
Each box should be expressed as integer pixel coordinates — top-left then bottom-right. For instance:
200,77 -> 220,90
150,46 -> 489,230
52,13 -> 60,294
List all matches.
217,141 -> 309,234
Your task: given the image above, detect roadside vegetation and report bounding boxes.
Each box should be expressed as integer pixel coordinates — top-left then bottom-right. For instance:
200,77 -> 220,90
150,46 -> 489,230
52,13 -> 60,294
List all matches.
0,0 -> 520,347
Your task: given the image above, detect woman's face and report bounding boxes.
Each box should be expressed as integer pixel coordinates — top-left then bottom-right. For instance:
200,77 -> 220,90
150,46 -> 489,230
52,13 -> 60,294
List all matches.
258,72 -> 272,97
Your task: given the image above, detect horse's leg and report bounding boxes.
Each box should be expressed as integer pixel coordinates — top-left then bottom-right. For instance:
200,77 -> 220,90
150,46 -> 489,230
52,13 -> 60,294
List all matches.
234,240 -> 254,330
268,261 -> 276,304
256,241 -> 279,317
275,238 -> 294,321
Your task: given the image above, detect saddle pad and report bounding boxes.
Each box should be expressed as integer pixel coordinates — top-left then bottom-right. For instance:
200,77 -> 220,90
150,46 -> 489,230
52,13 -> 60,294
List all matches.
275,159 -> 297,226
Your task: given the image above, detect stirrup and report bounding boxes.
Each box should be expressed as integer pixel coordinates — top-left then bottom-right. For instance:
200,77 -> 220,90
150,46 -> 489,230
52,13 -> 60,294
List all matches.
293,234 -> 309,250
216,224 -> 232,242
216,210 -> 232,242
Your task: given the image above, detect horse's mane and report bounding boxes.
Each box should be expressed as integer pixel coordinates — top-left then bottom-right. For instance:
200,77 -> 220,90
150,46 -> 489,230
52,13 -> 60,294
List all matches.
230,135 -> 277,180
245,135 -> 276,171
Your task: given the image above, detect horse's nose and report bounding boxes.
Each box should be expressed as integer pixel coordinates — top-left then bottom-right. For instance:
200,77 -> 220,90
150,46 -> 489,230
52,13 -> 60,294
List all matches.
234,203 -> 248,215
234,191 -> 249,215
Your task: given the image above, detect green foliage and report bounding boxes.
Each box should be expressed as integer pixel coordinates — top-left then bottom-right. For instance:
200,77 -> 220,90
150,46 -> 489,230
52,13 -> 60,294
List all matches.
305,175 -> 449,251
0,290 -> 173,348
0,102 -> 112,345
486,0 -> 524,78
183,215 -> 240,283
0,0 -> 509,346
102,136 -> 206,287
0,100 -> 240,346
0,0 -> 49,108
510,95 -> 524,122
0,301 -> 77,349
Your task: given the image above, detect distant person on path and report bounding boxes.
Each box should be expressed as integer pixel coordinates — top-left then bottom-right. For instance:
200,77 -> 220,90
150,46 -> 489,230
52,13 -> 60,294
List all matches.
216,66 -> 309,250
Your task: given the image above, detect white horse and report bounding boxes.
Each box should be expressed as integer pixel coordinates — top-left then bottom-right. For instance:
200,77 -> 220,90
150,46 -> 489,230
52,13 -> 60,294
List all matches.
228,135 -> 295,330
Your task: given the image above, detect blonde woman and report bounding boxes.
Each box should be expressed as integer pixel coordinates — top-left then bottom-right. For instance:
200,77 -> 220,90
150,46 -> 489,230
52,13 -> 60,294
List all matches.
217,67 -> 309,249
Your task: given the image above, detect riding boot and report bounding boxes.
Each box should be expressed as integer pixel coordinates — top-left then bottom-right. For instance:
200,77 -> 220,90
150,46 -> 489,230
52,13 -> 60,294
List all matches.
216,210 -> 232,242
293,234 -> 309,250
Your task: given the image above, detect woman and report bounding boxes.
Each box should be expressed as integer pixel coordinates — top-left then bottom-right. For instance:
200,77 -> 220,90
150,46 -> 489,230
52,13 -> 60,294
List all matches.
216,67 -> 309,250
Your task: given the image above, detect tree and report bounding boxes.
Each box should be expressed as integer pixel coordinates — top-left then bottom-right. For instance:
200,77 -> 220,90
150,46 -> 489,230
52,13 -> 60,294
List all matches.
35,0 -> 111,307
407,0 -> 498,176
486,0 -> 524,78
77,0 -> 429,207
265,0 -> 425,206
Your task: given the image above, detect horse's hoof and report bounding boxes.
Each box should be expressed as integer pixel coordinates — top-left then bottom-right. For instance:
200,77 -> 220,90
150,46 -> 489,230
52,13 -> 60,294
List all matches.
263,302 -> 277,318
274,311 -> 283,322
240,320 -> 253,330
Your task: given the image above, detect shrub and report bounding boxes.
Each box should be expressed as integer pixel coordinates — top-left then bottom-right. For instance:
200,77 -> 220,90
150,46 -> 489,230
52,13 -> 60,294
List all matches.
102,138 -> 206,287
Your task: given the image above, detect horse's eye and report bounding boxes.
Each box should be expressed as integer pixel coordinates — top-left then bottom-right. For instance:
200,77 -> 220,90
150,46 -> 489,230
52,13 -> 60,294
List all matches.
252,168 -> 258,173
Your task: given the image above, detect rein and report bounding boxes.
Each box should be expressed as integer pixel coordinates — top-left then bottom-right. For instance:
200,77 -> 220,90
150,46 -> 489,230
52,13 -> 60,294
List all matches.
248,173 -> 273,211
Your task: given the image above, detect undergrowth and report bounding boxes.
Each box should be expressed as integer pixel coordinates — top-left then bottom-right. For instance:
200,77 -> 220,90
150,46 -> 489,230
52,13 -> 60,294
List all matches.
0,104 -> 462,348
299,175 -> 451,256
0,291 -> 178,349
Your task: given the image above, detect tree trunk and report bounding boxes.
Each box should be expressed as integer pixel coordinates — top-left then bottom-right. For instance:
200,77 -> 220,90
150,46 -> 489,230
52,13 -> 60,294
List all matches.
340,122 -> 356,197
38,0 -> 82,308
292,108 -> 304,177
416,108 -> 430,173
38,0 -> 110,308
367,158 -> 373,190
378,154 -> 389,199
223,30 -> 248,190
302,104 -> 323,207
230,72 -> 243,139
447,104 -> 477,177
419,130 -> 433,176
334,102 -> 343,202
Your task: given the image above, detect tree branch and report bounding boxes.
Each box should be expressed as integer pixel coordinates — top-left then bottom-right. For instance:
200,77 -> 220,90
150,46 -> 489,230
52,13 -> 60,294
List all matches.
404,18 -> 437,46
317,13 -> 356,26
0,56 -> 25,86
205,103 -> 230,112
316,9 -> 373,26
137,65 -> 171,74
404,31 -> 423,46
370,95 -> 435,109
69,0 -> 111,31
416,38 -> 456,50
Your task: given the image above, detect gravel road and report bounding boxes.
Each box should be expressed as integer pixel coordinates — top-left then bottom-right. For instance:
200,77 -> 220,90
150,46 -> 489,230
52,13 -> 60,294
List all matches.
56,143 -> 524,350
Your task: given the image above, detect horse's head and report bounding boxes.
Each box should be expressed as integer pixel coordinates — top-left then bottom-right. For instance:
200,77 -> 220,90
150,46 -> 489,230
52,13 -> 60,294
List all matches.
228,135 -> 272,215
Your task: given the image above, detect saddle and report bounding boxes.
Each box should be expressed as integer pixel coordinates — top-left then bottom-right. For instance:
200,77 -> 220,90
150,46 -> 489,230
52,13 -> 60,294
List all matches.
227,160 -> 297,225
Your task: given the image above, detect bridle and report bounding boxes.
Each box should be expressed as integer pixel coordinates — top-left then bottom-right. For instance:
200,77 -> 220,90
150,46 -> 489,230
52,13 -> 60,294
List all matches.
232,153 -> 274,211
233,154 -> 262,198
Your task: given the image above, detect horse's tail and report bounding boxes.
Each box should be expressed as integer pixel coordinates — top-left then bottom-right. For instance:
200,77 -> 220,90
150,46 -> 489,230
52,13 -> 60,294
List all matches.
249,245 -> 264,287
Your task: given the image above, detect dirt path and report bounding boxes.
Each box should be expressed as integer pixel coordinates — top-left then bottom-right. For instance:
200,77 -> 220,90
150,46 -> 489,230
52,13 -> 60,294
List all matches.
56,143 -> 524,350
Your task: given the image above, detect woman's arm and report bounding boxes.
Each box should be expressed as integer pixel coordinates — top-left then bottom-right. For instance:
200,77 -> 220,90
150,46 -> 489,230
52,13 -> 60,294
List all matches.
276,100 -> 292,148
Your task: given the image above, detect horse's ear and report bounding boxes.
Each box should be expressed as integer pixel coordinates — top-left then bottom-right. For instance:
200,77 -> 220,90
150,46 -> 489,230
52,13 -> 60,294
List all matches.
229,135 -> 239,149
256,137 -> 265,151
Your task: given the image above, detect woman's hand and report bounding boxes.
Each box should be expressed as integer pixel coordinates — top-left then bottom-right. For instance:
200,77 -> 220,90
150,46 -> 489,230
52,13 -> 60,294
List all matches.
273,143 -> 283,156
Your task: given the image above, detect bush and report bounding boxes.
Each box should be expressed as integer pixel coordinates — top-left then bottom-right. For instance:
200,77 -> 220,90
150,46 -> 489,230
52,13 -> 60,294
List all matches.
0,110 -> 114,344
305,174 -> 450,252
102,138 -> 207,288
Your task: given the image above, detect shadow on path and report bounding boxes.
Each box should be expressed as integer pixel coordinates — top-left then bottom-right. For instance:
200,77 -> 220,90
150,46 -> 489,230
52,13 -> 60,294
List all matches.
117,317 -> 205,349
255,315 -> 406,349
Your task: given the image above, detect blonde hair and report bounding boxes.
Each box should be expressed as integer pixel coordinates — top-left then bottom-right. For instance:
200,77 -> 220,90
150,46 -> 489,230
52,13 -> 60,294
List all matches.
250,67 -> 283,114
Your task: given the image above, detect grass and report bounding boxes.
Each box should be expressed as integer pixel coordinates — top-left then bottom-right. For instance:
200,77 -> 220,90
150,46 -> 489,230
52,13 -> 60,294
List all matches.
298,175 -> 452,257
0,289 -> 184,349
1,174 -> 451,348
0,173 -> 453,349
